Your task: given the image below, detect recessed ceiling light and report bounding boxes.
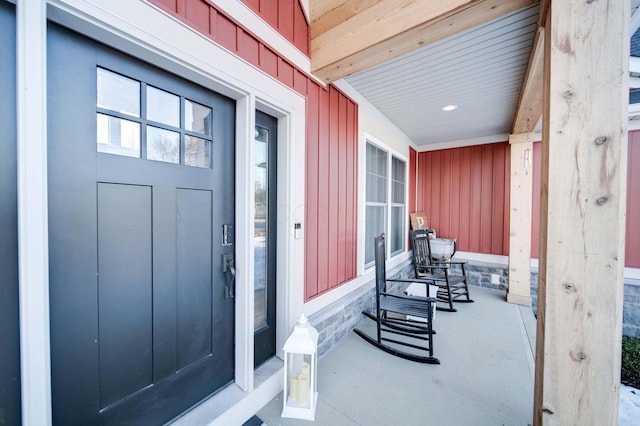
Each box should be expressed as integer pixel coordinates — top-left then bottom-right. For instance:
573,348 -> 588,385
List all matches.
442,105 -> 457,111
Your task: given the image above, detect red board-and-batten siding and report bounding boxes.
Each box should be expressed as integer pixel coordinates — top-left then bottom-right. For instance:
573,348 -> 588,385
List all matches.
240,0 -> 310,56
415,143 -> 511,256
627,131 -> 640,267
147,0 -> 358,300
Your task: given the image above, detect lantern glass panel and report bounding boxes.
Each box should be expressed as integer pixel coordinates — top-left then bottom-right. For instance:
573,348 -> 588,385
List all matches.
286,352 -> 313,409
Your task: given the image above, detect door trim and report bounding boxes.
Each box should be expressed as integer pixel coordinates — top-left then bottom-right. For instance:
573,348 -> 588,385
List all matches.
16,1 -> 52,424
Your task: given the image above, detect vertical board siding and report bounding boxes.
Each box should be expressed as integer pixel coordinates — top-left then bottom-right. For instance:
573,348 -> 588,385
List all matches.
338,94 -> 348,284
316,86 -> 330,295
305,84 -> 359,300
627,131 -> 640,267
479,145 -> 493,254
327,88 -> 340,289
184,0 -> 210,34
216,13 -> 238,51
277,57 -> 294,86
459,148 -> 472,250
147,0 -> 358,300
416,143 -> 509,255
277,0 -> 294,42
293,4 -> 309,55
305,84 -> 319,297
241,0 -> 310,55
238,29 -> 260,66
347,101 -> 357,279
491,145 -> 507,254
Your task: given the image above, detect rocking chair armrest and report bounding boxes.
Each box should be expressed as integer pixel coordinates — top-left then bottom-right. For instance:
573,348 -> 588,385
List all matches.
415,264 -> 449,273
380,291 -> 437,303
432,259 -> 467,266
387,277 -> 446,284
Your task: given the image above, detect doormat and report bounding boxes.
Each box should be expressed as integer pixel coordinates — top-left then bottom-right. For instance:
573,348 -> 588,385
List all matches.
242,415 -> 266,426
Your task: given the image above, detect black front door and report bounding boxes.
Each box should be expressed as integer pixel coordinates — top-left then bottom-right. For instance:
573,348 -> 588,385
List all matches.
254,111 -> 277,367
48,25 -> 235,425
0,3 -> 21,425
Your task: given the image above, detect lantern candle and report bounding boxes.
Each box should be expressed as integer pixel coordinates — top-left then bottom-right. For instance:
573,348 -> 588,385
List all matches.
300,362 -> 309,380
289,374 -> 299,402
297,373 -> 309,406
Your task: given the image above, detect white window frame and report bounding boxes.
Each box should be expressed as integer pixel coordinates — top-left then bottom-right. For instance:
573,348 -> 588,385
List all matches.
363,136 -> 408,268
389,155 -> 407,257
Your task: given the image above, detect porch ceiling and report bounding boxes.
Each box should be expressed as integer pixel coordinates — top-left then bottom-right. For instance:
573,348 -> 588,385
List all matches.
312,1 -> 636,147
343,4 -> 539,146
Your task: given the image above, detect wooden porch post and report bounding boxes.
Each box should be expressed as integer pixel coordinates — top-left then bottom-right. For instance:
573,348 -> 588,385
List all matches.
507,133 -> 534,306
533,1 -> 628,424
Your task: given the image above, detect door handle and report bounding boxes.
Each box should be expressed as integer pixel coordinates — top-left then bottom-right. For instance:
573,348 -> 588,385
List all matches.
222,254 -> 235,299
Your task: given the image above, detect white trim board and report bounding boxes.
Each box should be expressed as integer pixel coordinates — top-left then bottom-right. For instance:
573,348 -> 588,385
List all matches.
17,1 -> 52,425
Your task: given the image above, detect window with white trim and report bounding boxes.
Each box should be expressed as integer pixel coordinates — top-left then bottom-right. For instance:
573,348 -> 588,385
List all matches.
364,142 -> 407,266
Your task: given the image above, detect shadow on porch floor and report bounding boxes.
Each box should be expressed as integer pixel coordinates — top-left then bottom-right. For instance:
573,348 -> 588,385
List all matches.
257,286 -> 536,425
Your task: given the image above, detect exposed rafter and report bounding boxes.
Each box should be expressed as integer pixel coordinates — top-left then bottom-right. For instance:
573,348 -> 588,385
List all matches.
537,0 -> 549,28
510,0 -> 551,135
310,0 -> 538,83
511,27 -> 544,134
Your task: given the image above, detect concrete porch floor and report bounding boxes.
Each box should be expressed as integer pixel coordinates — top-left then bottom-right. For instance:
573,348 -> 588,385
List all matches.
257,286 -> 537,425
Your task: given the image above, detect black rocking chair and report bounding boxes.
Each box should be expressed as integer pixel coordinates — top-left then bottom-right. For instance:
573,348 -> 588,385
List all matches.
410,228 -> 473,312
354,233 -> 439,364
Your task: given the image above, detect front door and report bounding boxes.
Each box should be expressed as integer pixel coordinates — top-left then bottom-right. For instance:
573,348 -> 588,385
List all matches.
48,26 -> 235,425
254,111 -> 277,367
0,3 -> 21,425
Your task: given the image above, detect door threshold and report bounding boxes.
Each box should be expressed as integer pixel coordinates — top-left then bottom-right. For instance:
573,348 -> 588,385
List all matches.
168,357 -> 284,426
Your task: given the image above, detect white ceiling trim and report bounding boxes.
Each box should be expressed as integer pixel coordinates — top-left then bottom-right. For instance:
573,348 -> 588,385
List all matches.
628,118 -> 640,131
416,134 -> 509,152
629,103 -> 640,116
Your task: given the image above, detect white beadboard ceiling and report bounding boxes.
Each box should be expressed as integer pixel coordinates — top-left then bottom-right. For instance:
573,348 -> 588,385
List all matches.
344,5 -> 539,147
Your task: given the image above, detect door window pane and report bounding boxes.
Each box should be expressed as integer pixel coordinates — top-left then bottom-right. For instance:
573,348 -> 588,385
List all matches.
185,136 -> 211,168
254,125 -> 269,331
96,67 -> 215,168
147,86 -> 180,127
97,113 -> 140,157
185,99 -> 212,136
147,126 -> 179,164
97,68 -> 140,117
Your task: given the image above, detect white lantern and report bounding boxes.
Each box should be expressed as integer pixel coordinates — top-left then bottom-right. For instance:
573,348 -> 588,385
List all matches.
281,313 -> 318,421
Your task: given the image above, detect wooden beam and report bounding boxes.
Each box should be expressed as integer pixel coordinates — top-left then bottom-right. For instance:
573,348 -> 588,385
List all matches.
511,27 -> 544,134
537,0 -> 549,28
533,1 -> 628,425
310,0 -> 537,83
507,133 -> 533,307
310,0 -> 382,39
